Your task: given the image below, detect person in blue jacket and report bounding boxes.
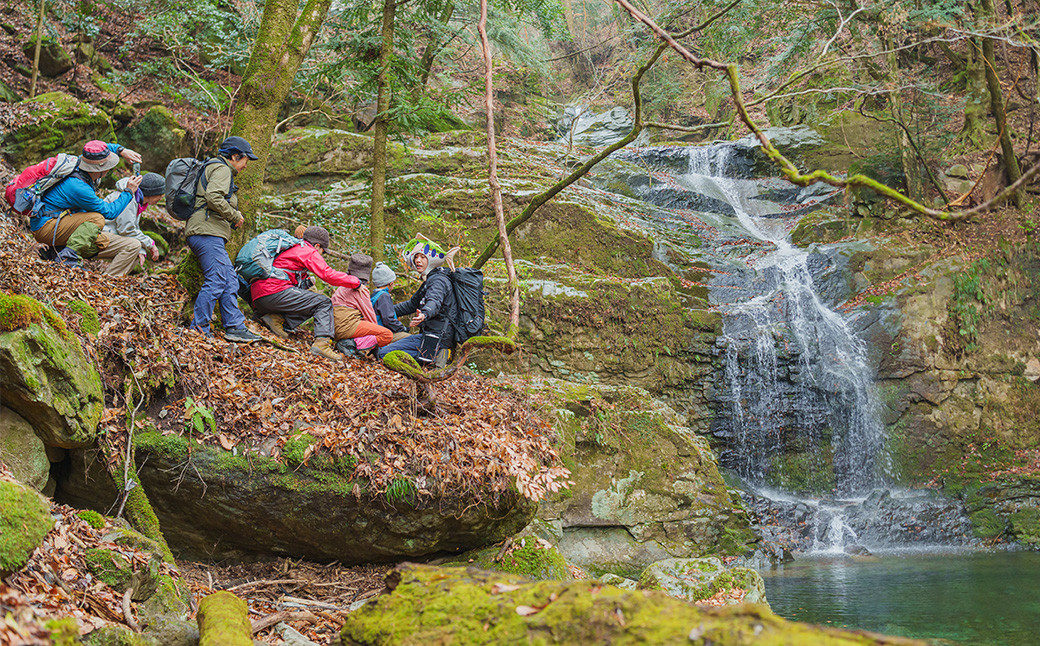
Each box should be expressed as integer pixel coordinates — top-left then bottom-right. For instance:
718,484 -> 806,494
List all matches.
30,140 -> 144,275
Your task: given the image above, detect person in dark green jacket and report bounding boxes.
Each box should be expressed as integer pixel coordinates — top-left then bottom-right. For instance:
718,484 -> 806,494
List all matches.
185,136 -> 261,343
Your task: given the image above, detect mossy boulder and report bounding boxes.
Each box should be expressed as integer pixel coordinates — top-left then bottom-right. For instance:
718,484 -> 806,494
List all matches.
448,529 -> 572,581
20,37 -> 74,77
637,557 -> 767,605
340,563 -> 923,645
118,105 -> 190,173
2,92 -> 115,169
59,433 -> 537,563
530,380 -> 757,577
0,293 -> 103,448
0,79 -> 21,103
0,477 -> 54,577
0,406 -> 50,491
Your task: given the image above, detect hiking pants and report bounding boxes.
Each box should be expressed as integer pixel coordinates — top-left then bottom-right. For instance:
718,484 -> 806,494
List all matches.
332,306 -> 394,346
188,234 -> 246,334
33,211 -> 141,276
253,286 -> 335,339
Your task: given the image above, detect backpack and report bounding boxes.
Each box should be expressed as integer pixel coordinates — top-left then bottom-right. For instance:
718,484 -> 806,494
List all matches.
449,267 -> 486,345
5,153 -> 82,215
164,157 -> 231,220
234,229 -> 303,284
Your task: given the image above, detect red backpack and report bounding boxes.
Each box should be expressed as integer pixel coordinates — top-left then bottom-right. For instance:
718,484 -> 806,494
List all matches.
4,153 -> 80,215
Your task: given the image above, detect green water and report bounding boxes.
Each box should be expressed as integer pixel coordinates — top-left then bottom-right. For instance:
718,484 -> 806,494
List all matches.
761,551 -> 1040,645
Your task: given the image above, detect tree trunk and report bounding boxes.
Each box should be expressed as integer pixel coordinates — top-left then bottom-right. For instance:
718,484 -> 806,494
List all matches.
29,0 -> 45,99
369,0 -> 397,262
885,36 -> 924,200
230,0 -> 334,245
980,0 -> 1024,207
418,1 -> 454,88
960,40 -> 989,149
477,0 -> 519,337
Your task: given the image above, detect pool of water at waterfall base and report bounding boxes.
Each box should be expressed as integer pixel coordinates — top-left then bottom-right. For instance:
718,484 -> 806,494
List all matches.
761,550 -> 1040,645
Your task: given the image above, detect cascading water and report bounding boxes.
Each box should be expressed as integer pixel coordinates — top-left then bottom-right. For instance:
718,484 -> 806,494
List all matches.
603,136 -> 975,553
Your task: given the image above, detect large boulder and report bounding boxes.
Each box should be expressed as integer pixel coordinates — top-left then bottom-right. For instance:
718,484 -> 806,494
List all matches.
533,380 -> 758,577
0,406 -> 49,491
2,92 -> 115,169
0,293 -> 102,448
20,37 -> 74,77
59,430 -> 537,563
118,105 -> 190,173
637,557 -> 767,605
340,563 -> 923,645
556,106 -> 645,148
0,477 -> 54,578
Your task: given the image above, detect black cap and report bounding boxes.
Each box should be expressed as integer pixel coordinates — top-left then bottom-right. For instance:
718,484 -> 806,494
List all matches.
218,135 -> 259,160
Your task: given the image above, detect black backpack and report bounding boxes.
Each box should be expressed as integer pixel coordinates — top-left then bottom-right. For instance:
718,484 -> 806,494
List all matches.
449,267 -> 486,345
164,157 -> 233,220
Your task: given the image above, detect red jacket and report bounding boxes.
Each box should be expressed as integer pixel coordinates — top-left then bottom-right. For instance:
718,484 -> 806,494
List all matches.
250,241 -> 360,300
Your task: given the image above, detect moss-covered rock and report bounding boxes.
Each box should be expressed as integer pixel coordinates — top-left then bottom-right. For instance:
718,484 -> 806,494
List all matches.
340,563 -> 923,645
637,557 -> 767,605
67,298 -> 101,335
0,478 -> 54,577
0,294 -> 102,448
448,533 -> 572,581
2,92 -> 115,169
118,105 -> 189,173
0,406 -> 50,491
58,433 -> 537,563
20,37 -> 73,77
528,380 -> 756,577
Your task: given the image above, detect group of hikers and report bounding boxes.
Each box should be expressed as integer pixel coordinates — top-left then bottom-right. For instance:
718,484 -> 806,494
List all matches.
4,136 -> 478,366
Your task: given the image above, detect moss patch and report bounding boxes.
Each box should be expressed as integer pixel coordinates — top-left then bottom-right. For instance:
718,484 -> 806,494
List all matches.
77,509 -> 106,529
4,92 -> 115,169
0,479 -> 55,576
0,291 -> 68,337
68,299 -> 101,335
449,537 -> 571,581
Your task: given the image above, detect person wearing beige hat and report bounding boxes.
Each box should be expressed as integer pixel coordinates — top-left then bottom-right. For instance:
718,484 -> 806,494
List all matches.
28,140 -> 145,276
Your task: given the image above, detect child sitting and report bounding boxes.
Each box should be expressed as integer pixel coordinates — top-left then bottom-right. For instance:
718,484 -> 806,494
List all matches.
369,262 -> 411,342
331,254 -> 394,351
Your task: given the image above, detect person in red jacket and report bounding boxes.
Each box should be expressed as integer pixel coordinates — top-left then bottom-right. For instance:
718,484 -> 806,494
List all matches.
251,226 -> 360,360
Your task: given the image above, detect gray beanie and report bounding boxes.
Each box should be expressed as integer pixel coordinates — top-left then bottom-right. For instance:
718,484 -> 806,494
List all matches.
139,172 -> 165,196
370,262 -> 396,288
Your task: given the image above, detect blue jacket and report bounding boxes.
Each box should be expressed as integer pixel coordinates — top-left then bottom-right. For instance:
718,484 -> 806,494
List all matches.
30,143 -> 133,231
371,288 -> 407,333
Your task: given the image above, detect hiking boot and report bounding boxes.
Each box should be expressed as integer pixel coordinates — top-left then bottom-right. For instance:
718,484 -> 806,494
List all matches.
225,327 -> 262,343
310,337 -> 342,361
335,339 -> 359,357
259,313 -> 289,338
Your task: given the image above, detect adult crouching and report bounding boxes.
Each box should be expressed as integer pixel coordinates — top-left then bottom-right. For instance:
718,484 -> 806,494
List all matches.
251,226 -> 362,360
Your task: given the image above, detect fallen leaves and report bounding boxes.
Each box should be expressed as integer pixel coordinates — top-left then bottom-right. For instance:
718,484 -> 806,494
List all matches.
0,219 -> 570,503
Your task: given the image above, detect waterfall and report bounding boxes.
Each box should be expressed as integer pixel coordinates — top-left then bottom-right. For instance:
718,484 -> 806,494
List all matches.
604,137 -> 975,553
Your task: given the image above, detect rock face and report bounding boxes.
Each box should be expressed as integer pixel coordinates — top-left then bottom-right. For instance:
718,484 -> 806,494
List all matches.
58,431 -> 536,563
532,380 -> 757,577
556,106 -> 645,148
118,105 -> 190,173
340,563 -> 923,645
0,293 -> 102,448
637,557 -> 767,605
0,477 -> 54,578
2,92 -> 116,169
0,406 -> 49,491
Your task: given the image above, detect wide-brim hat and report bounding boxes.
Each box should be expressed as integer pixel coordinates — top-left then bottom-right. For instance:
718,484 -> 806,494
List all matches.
79,140 -> 119,173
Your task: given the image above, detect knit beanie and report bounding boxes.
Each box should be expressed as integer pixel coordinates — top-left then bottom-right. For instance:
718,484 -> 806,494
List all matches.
302,226 -> 330,250
139,172 -> 165,196
370,262 -> 396,288
347,253 -> 373,281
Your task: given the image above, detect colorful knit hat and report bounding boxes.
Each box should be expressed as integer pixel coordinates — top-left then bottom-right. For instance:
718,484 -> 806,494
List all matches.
403,235 -> 459,274
79,140 -> 119,173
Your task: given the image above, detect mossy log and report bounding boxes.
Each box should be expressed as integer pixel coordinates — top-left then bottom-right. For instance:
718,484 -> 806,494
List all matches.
197,591 -> 252,646
382,335 -> 516,384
